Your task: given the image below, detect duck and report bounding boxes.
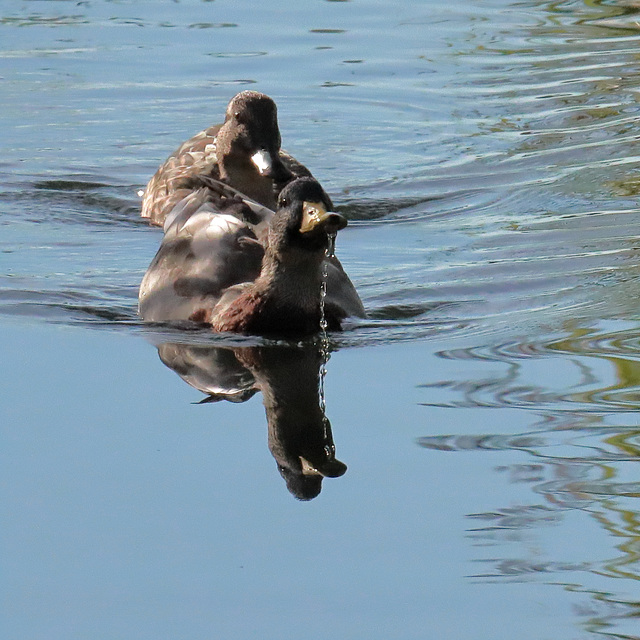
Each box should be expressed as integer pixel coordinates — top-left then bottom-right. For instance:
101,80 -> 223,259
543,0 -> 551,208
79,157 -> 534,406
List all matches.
139,177 -> 365,334
141,90 -> 315,226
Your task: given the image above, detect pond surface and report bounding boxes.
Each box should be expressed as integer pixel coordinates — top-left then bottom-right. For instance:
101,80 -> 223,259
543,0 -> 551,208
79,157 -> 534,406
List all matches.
4,0 -> 640,638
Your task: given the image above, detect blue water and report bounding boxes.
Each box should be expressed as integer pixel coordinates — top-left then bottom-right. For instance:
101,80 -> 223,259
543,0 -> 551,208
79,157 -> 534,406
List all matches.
4,0 -> 640,638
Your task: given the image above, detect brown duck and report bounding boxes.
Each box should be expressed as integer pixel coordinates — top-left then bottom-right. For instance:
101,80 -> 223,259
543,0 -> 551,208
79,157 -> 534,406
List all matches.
141,90 -> 314,226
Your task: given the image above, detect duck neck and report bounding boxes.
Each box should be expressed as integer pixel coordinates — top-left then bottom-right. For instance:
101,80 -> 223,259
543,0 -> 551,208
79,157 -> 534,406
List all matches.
256,249 -> 324,313
218,159 -> 277,209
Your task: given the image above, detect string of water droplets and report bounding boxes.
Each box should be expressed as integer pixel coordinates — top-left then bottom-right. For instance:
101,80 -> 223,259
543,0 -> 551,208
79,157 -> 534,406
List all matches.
318,233 -> 336,452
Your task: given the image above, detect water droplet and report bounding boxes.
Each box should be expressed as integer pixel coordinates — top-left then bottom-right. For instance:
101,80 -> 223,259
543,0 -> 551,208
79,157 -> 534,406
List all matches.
327,232 -> 337,259
318,249 -> 331,432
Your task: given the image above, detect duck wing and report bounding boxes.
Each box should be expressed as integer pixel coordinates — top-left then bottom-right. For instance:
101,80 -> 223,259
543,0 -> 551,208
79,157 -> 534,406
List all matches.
194,175 -> 274,238
141,125 -> 222,225
139,187 -> 264,324
324,257 -> 366,318
279,148 -> 314,179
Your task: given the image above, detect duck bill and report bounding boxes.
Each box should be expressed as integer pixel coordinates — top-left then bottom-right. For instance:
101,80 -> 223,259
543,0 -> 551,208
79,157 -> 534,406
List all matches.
250,149 -> 274,176
300,456 -> 348,478
254,149 -> 286,176
299,201 -> 347,235
251,149 -> 292,183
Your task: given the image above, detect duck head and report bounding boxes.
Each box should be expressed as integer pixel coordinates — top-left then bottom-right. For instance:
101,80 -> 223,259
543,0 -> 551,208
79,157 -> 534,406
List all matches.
268,177 -> 347,257
215,91 -> 292,206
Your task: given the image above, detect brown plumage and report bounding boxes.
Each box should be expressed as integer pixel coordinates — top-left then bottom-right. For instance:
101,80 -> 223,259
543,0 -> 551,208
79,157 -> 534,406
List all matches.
141,91 -> 314,226
212,290 -> 345,335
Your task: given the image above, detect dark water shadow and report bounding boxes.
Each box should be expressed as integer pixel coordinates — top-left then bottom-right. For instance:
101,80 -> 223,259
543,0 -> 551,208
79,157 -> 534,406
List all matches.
154,340 -> 347,501
0,177 -> 145,227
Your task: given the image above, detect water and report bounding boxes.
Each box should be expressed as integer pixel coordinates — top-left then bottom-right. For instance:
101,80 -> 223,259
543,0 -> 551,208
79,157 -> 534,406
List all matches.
4,0 -> 640,637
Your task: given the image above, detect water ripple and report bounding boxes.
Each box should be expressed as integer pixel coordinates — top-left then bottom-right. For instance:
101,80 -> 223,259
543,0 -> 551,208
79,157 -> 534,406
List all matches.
4,0 -> 640,351
416,322 -> 640,412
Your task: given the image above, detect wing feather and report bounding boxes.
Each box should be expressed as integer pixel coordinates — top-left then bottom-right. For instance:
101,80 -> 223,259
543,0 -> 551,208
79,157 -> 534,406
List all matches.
139,190 -> 264,323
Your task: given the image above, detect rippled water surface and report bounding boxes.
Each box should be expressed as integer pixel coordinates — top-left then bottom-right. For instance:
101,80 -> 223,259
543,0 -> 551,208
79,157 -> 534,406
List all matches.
4,0 -> 640,638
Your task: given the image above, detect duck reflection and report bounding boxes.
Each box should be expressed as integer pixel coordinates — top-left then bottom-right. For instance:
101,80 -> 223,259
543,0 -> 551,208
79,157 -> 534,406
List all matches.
156,341 -> 347,500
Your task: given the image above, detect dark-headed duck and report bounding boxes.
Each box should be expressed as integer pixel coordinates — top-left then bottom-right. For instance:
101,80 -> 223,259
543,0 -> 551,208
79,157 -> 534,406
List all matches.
139,177 -> 364,335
